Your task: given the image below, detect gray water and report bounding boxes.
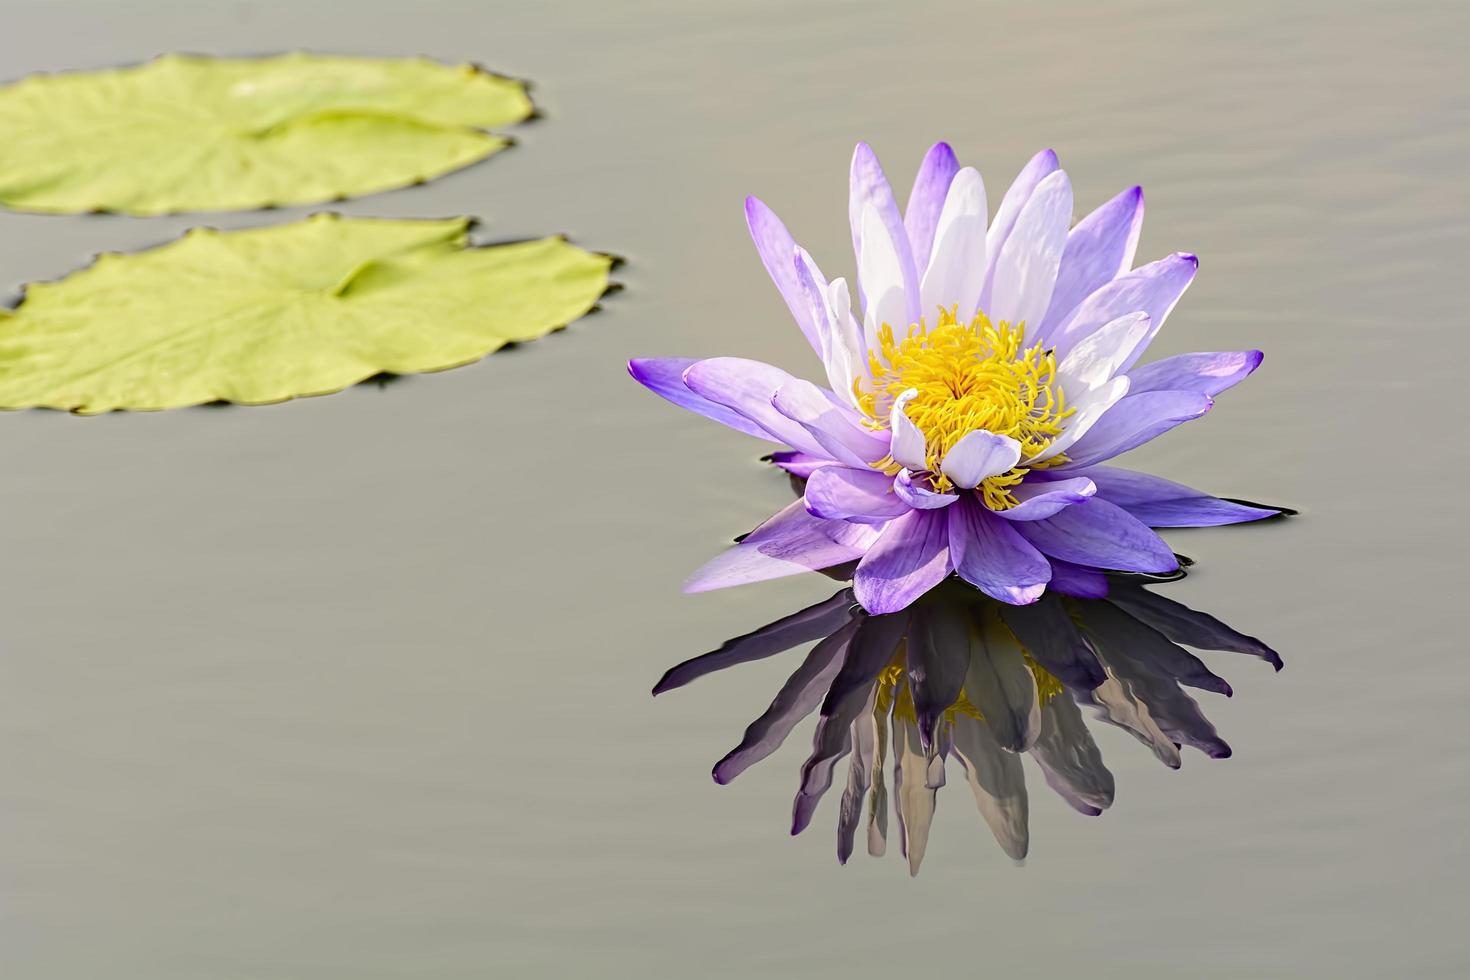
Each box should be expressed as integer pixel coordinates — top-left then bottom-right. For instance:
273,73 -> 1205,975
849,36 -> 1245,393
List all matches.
1,0 -> 1466,976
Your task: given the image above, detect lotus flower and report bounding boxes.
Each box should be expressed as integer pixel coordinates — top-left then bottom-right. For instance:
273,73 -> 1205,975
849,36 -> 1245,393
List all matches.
630,142 -> 1280,613
653,575 -> 1281,875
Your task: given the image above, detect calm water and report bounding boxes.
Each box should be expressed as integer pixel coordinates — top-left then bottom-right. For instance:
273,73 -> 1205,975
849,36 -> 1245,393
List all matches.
1,1 -> 1466,976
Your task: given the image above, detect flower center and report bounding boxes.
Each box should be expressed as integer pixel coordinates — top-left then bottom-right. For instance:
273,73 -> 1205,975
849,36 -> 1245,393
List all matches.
856,308 -> 1073,508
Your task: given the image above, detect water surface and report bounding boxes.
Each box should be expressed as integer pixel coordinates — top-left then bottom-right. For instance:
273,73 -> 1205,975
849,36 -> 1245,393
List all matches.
0,1 -> 1466,977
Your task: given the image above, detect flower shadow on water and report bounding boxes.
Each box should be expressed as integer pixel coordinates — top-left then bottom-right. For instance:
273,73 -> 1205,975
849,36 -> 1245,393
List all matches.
654,572 -> 1280,876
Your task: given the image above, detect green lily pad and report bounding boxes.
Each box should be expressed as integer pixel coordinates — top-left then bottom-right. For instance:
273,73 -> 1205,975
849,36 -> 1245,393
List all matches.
0,214 -> 613,413
0,53 -> 534,215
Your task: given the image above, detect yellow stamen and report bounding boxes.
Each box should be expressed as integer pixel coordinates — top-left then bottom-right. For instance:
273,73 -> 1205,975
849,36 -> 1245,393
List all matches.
855,307 -> 1072,510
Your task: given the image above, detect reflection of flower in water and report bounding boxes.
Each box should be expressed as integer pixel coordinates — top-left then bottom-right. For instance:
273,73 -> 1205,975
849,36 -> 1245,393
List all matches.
655,576 -> 1279,875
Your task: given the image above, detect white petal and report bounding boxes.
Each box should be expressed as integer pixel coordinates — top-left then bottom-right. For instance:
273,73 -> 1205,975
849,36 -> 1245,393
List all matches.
888,388 -> 927,470
794,247 -> 863,407
849,142 -> 921,328
1029,375 -> 1130,464
828,277 -> 863,364
824,277 -> 869,403
987,169 -> 1073,333
859,204 -> 911,351
939,430 -> 1022,489
827,276 -> 853,328
919,167 -> 987,323
1055,311 -> 1151,394
792,245 -> 834,355
982,150 -> 1061,309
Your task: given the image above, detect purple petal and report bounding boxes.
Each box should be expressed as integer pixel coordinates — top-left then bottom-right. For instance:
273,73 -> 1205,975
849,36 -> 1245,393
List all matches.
652,588 -> 857,695
627,358 -> 778,443
1047,252 -> 1199,366
852,509 -> 952,614
991,476 -> 1097,522
1075,464 -> 1281,527
903,141 -> 961,271
907,600 -> 972,750
1038,186 -> 1146,338
1016,498 -> 1179,574
1045,559 -> 1110,598
999,595 -> 1107,690
772,379 -> 889,467
1060,390 -> 1213,470
887,470 -> 958,514
682,358 -> 830,457
1127,350 -> 1264,397
1108,582 -> 1282,670
948,499 -> 1051,605
849,142 -> 921,325
804,466 -> 909,524
745,196 -> 823,354
712,620 -> 857,784
685,501 -> 879,592
980,149 -> 1060,311
766,451 -> 833,479
893,469 -> 959,509
793,612 -> 908,834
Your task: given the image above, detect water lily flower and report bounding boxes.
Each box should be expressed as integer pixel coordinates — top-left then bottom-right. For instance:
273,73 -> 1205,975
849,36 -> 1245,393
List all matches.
653,576 -> 1281,875
631,142 -> 1280,614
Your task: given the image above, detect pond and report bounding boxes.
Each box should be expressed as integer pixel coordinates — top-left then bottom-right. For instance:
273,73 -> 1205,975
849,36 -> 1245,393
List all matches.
0,0 -> 1464,977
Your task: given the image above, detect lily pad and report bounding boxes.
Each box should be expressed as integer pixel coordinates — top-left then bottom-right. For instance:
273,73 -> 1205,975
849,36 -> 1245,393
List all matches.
0,53 -> 534,215
0,214 -> 613,413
